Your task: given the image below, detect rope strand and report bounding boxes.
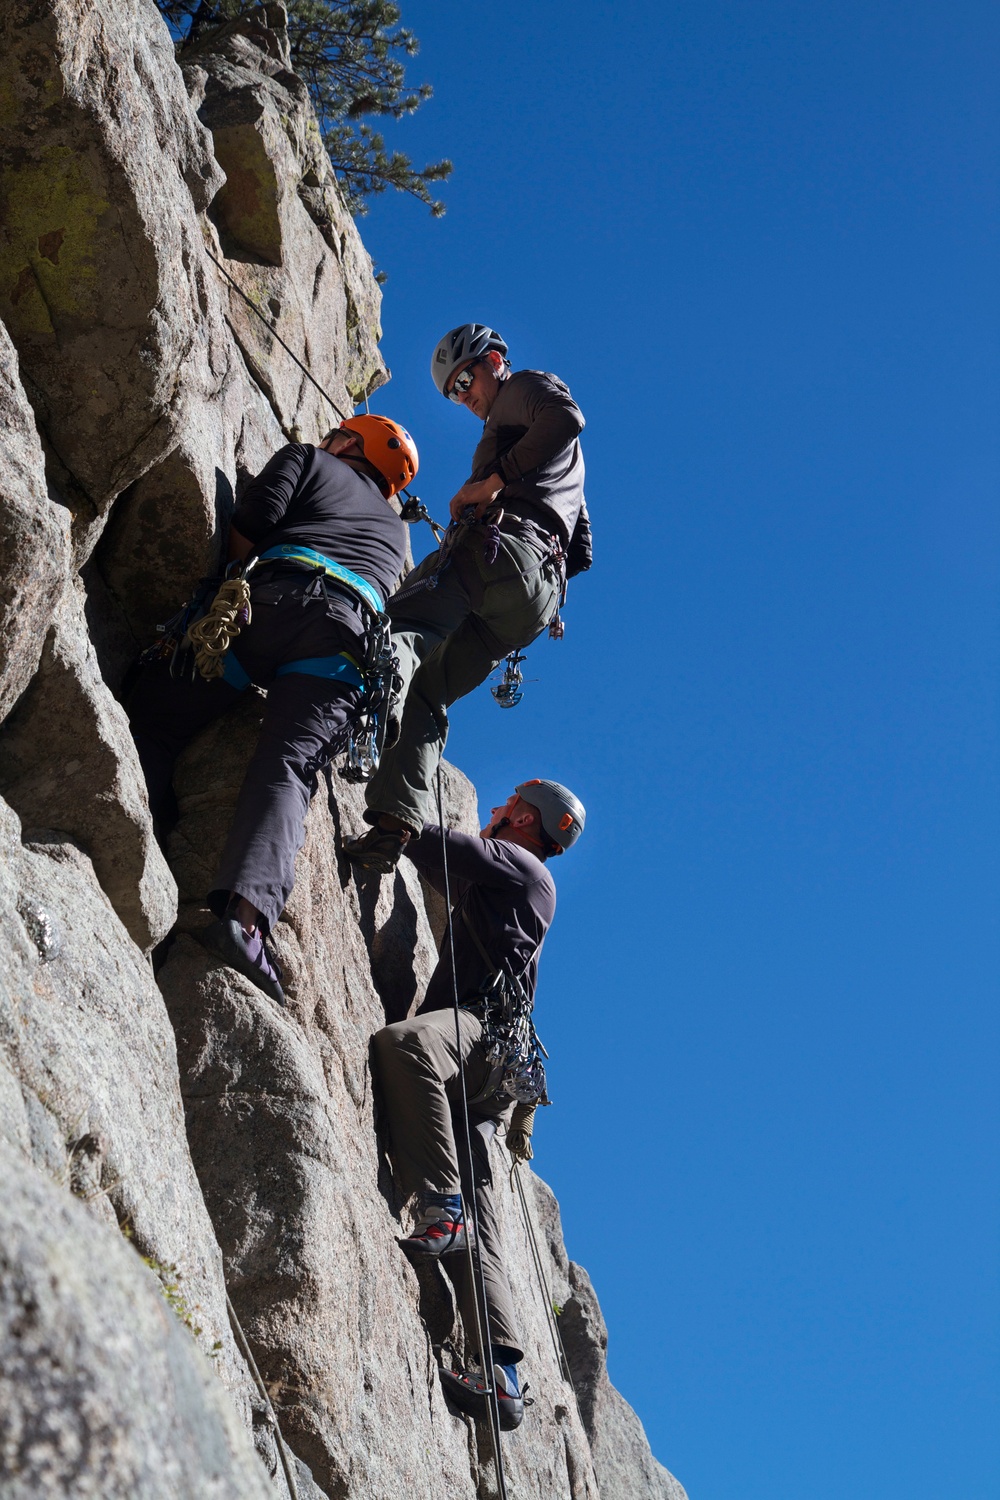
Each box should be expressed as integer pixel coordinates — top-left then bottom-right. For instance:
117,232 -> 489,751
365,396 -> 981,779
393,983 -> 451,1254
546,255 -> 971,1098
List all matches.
435,765 -> 510,1500
206,250 -> 352,424
226,1292 -> 299,1500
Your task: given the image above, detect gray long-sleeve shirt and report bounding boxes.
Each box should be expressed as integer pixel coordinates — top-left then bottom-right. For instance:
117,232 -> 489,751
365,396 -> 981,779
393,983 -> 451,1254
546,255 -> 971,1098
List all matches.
468,369 -> 593,576
404,826 -> 556,1015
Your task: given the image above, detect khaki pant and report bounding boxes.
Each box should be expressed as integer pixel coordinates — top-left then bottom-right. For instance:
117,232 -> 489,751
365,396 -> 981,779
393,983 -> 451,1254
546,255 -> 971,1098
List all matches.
366,528 -> 562,832
372,1008 -> 522,1360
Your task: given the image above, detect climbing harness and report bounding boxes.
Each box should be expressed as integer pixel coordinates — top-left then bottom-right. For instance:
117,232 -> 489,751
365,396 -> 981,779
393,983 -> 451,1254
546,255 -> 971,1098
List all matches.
460,912 -> 550,1109
434,766 -> 510,1500
143,544 -> 401,781
252,545 -> 401,783
206,250 -> 351,424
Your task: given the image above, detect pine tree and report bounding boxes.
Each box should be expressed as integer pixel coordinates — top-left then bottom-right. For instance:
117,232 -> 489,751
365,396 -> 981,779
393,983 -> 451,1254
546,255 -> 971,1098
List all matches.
156,0 -> 452,215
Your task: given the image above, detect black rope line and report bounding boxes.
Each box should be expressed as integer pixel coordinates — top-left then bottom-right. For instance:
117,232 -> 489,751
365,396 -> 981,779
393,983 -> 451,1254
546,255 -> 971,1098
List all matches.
226,1292 -> 299,1500
513,1167 -> 575,1388
435,764 -> 510,1500
206,250 -> 351,423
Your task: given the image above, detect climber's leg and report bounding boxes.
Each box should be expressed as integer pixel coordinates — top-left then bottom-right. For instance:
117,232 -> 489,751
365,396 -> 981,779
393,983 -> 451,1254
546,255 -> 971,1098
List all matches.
207,670 -> 361,934
372,1008 -> 490,1195
126,660 -> 241,838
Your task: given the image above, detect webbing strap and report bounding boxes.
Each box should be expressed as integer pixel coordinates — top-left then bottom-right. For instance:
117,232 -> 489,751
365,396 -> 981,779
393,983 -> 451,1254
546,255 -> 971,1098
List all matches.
256,544 -> 384,616
221,651 -> 252,691
220,652 -> 364,692
275,653 -> 364,688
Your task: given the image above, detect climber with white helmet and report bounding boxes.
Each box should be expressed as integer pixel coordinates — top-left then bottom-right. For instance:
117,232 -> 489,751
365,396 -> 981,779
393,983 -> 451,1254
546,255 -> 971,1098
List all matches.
372,778 -> 586,1431
344,324 -> 593,875
127,415 -> 416,1003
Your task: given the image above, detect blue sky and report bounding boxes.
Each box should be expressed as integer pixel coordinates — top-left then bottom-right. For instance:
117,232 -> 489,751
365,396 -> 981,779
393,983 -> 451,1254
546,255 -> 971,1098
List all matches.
357,4 -> 999,1496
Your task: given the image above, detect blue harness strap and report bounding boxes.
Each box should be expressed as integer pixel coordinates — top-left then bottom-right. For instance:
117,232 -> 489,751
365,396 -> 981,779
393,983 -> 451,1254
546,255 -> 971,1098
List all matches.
221,651 -> 364,691
256,544 -> 384,617
221,651 -> 252,691
276,653 -> 365,689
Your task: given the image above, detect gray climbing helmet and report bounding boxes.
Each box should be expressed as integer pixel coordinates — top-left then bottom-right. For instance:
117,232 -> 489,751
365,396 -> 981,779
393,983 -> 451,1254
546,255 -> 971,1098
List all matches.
515,779 -> 586,853
431,323 -> 509,397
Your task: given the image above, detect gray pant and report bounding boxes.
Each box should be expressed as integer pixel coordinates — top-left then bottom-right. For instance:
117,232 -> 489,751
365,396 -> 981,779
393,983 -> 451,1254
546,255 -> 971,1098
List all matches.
366,529 -> 562,831
372,1008 -> 522,1361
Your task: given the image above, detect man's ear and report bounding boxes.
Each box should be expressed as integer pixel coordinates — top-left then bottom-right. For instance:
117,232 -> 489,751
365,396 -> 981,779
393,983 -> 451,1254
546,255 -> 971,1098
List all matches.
510,809 -> 538,830
485,350 -> 505,375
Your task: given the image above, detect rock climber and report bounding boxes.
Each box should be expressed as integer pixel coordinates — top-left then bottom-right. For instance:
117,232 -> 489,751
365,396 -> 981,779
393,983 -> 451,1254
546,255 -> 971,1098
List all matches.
127,415 -> 415,1004
344,324 -> 592,875
371,777 -> 585,1431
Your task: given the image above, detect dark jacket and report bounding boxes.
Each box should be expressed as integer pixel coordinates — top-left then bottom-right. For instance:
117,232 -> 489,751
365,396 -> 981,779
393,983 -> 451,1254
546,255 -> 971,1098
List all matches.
232,442 -> 408,636
230,438 -> 407,639
468,370 -> 593,577
405,826 -> 556,1015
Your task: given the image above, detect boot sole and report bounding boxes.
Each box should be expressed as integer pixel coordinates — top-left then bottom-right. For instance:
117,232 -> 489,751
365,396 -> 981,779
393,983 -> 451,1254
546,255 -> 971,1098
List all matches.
198,919 -> 285,1006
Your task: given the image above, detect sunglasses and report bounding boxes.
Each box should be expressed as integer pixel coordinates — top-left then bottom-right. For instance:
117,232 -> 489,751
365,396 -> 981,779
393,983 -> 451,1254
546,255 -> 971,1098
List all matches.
448,360 -> 482,402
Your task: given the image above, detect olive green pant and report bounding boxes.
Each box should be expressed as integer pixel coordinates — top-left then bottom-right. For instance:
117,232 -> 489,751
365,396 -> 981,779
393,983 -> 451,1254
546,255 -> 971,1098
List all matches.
372,1008 -> 522,1361
366,529 -> 561,832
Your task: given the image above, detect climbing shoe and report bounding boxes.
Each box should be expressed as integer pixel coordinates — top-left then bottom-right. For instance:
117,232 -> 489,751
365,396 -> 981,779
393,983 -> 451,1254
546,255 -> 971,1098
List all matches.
439,1361 -> 529,1431
402,1196 -> 471,1256
198,916 -> 285,1006
342,822 -> 411,874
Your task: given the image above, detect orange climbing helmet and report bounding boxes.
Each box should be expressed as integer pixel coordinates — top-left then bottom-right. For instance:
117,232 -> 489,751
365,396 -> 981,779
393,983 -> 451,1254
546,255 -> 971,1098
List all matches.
339,414 -> 419,499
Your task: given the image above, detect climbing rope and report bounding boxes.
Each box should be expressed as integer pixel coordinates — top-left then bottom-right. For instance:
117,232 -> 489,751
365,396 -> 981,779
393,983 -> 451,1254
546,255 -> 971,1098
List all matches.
511,1167 -> 576,1391
206,250 -> 352,423
186,576 -> 253,679
435,765 -> 510,1500
225,1292 -> 299,1500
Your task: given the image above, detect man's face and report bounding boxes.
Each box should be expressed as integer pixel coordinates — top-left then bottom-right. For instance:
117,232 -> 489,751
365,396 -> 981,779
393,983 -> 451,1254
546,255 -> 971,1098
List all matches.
480,792 -> 520,839
445,354 -> 503,419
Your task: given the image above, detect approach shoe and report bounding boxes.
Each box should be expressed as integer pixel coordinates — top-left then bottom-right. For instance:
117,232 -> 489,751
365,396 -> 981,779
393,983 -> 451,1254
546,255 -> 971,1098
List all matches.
199,916 -> 285,1006
342,823 -> 411,874
439,1362 -> 529,1432
402,1201 -> 471,1256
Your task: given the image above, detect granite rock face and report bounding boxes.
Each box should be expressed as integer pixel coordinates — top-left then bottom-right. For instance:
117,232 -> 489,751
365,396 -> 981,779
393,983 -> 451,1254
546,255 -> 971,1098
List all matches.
0,1144 -> 274,1500
0,324 -> 70,722
0,2 -> 688,1496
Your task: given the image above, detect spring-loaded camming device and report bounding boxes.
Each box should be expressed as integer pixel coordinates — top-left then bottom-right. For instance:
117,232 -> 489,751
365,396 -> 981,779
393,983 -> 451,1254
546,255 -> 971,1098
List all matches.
492,649 -> 527,709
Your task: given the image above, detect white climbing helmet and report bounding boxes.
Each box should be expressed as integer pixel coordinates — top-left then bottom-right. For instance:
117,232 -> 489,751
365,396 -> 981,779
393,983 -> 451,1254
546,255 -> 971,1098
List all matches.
430,324 -> 509,398
515,779 -> 586,854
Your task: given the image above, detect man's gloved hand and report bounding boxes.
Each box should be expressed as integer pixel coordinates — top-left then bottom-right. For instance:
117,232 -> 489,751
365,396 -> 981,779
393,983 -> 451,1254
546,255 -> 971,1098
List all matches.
448,473 -> 505,522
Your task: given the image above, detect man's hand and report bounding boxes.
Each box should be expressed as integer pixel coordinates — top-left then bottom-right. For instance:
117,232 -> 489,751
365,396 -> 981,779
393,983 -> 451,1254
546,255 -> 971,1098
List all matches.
449,473 -> 505,523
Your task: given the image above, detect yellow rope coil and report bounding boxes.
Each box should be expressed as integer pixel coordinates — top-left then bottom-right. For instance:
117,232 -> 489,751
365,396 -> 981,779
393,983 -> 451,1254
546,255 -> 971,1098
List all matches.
506,1101 -> 536,1172
186,577 -> 252,680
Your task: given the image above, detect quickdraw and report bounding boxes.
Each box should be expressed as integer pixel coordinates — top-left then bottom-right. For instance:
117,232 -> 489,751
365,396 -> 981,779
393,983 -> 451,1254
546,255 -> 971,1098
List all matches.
339,609 -> 402,783
460,911 -> 550,1108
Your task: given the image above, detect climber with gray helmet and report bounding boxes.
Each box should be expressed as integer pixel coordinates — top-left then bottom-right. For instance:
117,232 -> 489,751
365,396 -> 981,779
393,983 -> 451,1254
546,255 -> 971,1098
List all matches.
344,324 -> 593,875
371,778 -> 585,1431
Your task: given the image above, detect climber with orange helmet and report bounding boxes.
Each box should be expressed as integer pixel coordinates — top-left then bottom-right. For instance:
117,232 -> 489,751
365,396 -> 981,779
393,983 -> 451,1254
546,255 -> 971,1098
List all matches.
344,324 -> 593,875
127,414 -> 416,1003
